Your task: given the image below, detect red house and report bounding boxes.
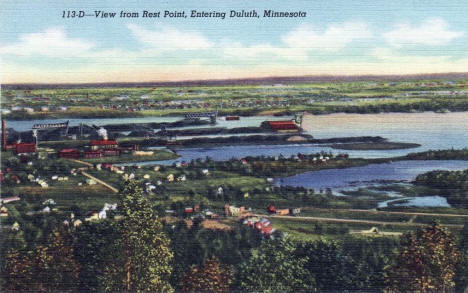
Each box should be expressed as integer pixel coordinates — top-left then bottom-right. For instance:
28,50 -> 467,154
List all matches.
59,148 -> 81,159
15,143 -> 36,154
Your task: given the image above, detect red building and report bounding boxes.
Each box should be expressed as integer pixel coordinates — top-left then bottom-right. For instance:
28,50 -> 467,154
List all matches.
103,149 -> 120,156
266,121 -> 300,133
90,140 -> 118,150
84,151 -> 102,159
15,143 -> 36,154
59,148 -> 81,159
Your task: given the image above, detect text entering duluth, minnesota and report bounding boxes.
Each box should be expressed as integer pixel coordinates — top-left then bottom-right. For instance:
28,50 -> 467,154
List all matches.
62,9 -> 307,19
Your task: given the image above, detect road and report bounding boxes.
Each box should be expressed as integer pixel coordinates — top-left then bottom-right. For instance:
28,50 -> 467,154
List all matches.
67,158 -> 119,193
302,207 -> 468,218
253,214 -> 465,228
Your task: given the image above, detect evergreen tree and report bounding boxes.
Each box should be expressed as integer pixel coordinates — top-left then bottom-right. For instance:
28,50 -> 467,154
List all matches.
387,222 -> 461,292
101,181 -> 174,293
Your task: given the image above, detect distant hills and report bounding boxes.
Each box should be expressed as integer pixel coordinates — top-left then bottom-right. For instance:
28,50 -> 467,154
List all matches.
3,72 -> 468,89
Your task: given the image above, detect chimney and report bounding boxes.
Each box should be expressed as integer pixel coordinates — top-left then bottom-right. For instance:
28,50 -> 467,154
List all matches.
2,119 -> 6,151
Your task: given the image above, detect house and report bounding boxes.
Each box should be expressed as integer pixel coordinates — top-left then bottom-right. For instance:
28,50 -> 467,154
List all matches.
16,143 -> 36,154
86,179 -> 97,185
267,204 -> 276,213
224,204 -> 245,217
43,199 -> 56,206
1,206 -> 8,217
167,174 -> 174,182
290,208 -> 301,215
85,211 -> 99,221
98,203 -> 117,219
73,219 -> 83,227
59,148 -> 81,159
177,174 -> 186,181
12,222 -> 20,231
275,209 -> 290,215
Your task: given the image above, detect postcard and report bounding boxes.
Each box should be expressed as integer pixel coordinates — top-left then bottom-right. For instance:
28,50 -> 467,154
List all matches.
1,1 -> 467,292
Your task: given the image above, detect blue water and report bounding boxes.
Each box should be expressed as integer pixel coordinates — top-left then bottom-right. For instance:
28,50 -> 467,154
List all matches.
378,196 -> 451,208
7,112 -> 468,161
275,160 -> 468,190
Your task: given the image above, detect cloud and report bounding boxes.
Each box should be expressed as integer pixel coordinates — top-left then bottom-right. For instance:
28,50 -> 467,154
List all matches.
127,24 -> 213,50
383,18 -> 464,47
221,21 -> 372,61
0,27 -> 94,57
282,21 -> 373,52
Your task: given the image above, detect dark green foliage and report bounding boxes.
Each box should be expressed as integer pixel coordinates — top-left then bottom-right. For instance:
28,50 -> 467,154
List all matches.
455,223 -> 468,292
165,221 -> 262,290
73,220 -> 121,292
238,237 -> 314,293
100,181 -> 174,292
414,169 -> 468,207
2,226 -> 80,293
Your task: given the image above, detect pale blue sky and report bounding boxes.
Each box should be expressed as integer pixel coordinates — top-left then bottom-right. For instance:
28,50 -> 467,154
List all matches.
1,0 -> 467,83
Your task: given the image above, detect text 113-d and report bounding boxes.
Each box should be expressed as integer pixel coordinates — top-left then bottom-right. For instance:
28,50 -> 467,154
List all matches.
62,11 -> 86,18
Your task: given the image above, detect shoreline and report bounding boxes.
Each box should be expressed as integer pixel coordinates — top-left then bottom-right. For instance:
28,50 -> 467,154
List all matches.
4,109 -> 468,121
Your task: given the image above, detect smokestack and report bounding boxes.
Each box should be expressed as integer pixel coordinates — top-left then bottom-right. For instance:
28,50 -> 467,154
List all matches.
2,119 -> 6,151
97,127 -> 108,140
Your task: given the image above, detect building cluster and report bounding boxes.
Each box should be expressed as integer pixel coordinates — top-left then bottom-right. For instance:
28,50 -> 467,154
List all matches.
59,139 -> 121,159
242,217 -> 276,237
267,204 -> 301,216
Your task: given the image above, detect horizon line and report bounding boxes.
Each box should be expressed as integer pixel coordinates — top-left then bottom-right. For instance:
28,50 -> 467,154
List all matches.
2,72 -> 468,89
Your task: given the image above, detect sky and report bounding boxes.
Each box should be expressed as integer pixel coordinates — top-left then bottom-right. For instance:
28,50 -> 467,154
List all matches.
1,0 -> 468,83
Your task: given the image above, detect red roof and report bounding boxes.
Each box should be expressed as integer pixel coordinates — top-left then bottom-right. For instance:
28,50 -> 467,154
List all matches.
267,121 -> 298,130
90,140 -> 117,146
